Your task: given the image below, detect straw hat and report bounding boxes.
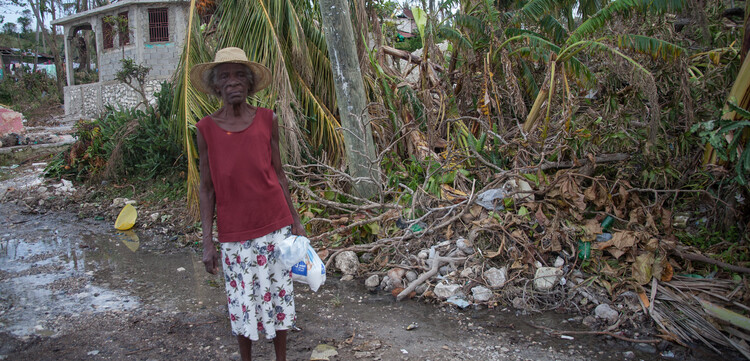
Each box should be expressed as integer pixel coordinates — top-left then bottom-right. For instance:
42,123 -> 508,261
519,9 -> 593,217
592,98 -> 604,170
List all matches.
189,47 -> 272,97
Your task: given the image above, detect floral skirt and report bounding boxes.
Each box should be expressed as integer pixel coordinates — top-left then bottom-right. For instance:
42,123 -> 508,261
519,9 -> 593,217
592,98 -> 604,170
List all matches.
221,226 -> 296,341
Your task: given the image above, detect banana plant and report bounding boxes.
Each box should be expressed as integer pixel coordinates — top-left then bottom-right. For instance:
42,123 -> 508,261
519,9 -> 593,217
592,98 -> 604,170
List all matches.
501,0 -> 687,139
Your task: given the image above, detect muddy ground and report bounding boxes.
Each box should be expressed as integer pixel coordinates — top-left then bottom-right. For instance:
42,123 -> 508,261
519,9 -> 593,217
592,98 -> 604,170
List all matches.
0,202 -> 733,361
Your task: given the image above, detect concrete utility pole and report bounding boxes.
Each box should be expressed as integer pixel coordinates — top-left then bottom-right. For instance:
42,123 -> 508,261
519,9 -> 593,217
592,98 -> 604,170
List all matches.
319,0 -> 380,199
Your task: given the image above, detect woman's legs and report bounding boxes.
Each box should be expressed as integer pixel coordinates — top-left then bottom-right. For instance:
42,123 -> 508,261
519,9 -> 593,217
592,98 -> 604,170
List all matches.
236,331 -> 286,361
273,330 -> 287,361
237,335 -> 252,361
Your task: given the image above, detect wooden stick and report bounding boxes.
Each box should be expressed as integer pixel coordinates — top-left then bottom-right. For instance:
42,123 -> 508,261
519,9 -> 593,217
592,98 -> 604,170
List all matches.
396,254 -> 466,301
677,250 -> 750,274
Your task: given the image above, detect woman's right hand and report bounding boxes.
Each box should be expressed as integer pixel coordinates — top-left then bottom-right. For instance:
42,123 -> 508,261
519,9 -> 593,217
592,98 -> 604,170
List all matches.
203,246 -> 220,274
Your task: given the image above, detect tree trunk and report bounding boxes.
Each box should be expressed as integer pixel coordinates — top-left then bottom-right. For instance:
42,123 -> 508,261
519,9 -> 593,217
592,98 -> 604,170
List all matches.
28,0 -> 66,99
319,0 -> 380,198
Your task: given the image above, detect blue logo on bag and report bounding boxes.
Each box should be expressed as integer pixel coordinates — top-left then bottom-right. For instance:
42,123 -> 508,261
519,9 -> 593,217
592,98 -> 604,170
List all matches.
291,260 -> 307,276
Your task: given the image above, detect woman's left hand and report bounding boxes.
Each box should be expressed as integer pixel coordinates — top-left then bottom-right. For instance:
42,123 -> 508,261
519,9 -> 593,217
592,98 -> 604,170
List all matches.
292,219 -> 307,237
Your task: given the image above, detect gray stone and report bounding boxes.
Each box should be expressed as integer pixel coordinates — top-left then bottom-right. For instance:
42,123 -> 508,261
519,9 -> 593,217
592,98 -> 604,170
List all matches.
471,286 -> 492,302
623,351 -> 635,359
405,270 -> 418,283
485,267 -> 507,288
511,297 -> 527,310
387,268 -> 406,288
594,303 -> 619,324
460,266 -> 475,278
335,251 -> 359,275
417,250 -> 429,259
379,275 -> 394,291
534,267 -> 562,291
340,274 -> 354,281
634,343 -> 657,354
439,264 -> 454,276
553,256 -> 564,268
364,275 -> 380,291
456,238 -> 475,255
415,283 -> 428,295
581,315 -> 597,328
433,282 -> 462,299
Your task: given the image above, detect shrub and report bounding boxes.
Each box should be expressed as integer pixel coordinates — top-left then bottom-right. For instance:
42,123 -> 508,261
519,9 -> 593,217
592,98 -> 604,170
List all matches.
45,81 -> 183,181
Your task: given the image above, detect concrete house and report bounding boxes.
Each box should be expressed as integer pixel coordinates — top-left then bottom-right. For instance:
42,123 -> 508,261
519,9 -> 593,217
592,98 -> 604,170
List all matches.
52,0 -> 190,120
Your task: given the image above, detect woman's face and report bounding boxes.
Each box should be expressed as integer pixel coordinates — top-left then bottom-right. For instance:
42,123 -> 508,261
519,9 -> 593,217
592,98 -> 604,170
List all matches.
213,63 -> 253,105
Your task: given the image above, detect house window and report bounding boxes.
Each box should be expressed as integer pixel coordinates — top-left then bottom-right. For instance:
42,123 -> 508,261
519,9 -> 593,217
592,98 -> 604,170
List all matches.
102,17 -> 114,49
148,8 -> 169,42
118,12 -> 130,46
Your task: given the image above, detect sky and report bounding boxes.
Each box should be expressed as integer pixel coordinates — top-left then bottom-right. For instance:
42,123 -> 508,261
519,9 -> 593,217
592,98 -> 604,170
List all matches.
0,2 -> 55,31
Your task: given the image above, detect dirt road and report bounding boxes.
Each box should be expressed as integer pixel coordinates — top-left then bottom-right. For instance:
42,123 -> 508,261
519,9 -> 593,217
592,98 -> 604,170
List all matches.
0,206 -> 725,360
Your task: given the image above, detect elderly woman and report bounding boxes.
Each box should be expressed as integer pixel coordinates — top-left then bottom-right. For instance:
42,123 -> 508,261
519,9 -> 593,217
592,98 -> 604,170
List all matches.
190,47 -> 306,361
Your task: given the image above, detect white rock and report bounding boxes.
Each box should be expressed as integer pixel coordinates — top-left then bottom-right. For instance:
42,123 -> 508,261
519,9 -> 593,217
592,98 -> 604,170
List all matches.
460,267 -> 475,278
124,200 -> 137,206
434,282 -> 463,299
405,270 -> 418,282
112,198 -> 127,208
554,256 -> 565,268
150,213 -> 160,222
335,251 -> 359,275
534,267 -> 563,291
417,250 -> 429,259
364,275 -> 379,290
341,274 -> 354,281
379,275 -> 394,291
471,286 -> 492,302
594,303 -> 619,324
176,267 -> 186,272
485,267 -> 507,288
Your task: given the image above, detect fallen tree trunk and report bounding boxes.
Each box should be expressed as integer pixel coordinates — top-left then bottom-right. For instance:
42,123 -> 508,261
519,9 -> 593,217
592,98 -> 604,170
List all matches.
382,45 -> 445,73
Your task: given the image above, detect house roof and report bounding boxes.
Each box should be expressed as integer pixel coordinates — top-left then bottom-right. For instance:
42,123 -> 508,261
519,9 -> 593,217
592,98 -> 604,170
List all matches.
397,30 -> 416,38
52,0 -> 189,26
398,8 -> 414,20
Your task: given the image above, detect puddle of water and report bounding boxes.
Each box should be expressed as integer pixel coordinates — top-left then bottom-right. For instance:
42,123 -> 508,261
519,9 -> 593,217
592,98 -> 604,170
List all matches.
0,210 -> 224,338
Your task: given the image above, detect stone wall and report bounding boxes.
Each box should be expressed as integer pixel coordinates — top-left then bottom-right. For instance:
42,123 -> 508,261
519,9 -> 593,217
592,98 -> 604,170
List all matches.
63,78 -> 166,121
98,5 -> 188,82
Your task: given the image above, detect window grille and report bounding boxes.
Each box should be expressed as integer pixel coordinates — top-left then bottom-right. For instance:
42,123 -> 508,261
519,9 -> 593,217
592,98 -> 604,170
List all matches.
102,17 -> 114,49
118,12 -> 130,46
148,8 -> 169,42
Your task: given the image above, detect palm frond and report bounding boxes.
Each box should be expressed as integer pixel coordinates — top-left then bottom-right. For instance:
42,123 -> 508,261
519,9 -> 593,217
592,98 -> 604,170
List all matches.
454,13 -> 486,38
171,0 -> 218,219
566,0 -> 640,45
538,14 -> 567,44
520,0 -> 568,21
439,26 -> 472,49
615,34 -> 686,61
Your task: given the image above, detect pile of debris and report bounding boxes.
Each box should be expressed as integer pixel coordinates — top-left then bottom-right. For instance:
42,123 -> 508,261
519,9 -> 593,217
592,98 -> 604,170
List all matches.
293,166 -> 749,358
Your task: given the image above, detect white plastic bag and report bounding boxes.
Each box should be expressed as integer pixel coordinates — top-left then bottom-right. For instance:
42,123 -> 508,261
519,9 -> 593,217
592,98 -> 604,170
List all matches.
291,245 -> 326,292
278,235 -> 310,268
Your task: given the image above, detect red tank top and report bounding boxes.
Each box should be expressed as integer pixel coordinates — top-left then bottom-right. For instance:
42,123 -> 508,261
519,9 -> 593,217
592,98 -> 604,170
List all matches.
196,107 -> 293,242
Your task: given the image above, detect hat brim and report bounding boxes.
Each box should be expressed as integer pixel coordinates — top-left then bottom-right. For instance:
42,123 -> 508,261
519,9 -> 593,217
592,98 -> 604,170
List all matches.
189,60 -> 272,97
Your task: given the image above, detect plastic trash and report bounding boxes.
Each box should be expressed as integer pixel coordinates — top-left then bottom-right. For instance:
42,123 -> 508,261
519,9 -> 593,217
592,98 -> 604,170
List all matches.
601,215 -> 614,231
577,240 -> 591,260
291,245 -> 326,292
114,204 -> 137,230
475,188 -> 508,211
278,235 -> 310,268
595,232 -> 613,242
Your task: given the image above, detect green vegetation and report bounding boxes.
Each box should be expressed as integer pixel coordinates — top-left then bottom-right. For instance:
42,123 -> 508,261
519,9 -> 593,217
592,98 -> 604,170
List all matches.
44,81 -> 183,182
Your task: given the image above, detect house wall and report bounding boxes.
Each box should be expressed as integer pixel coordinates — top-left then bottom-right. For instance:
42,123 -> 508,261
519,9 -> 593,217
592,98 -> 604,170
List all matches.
63,79 -> 164,120
97,4 -> 188,82
60,2 -> 189,121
